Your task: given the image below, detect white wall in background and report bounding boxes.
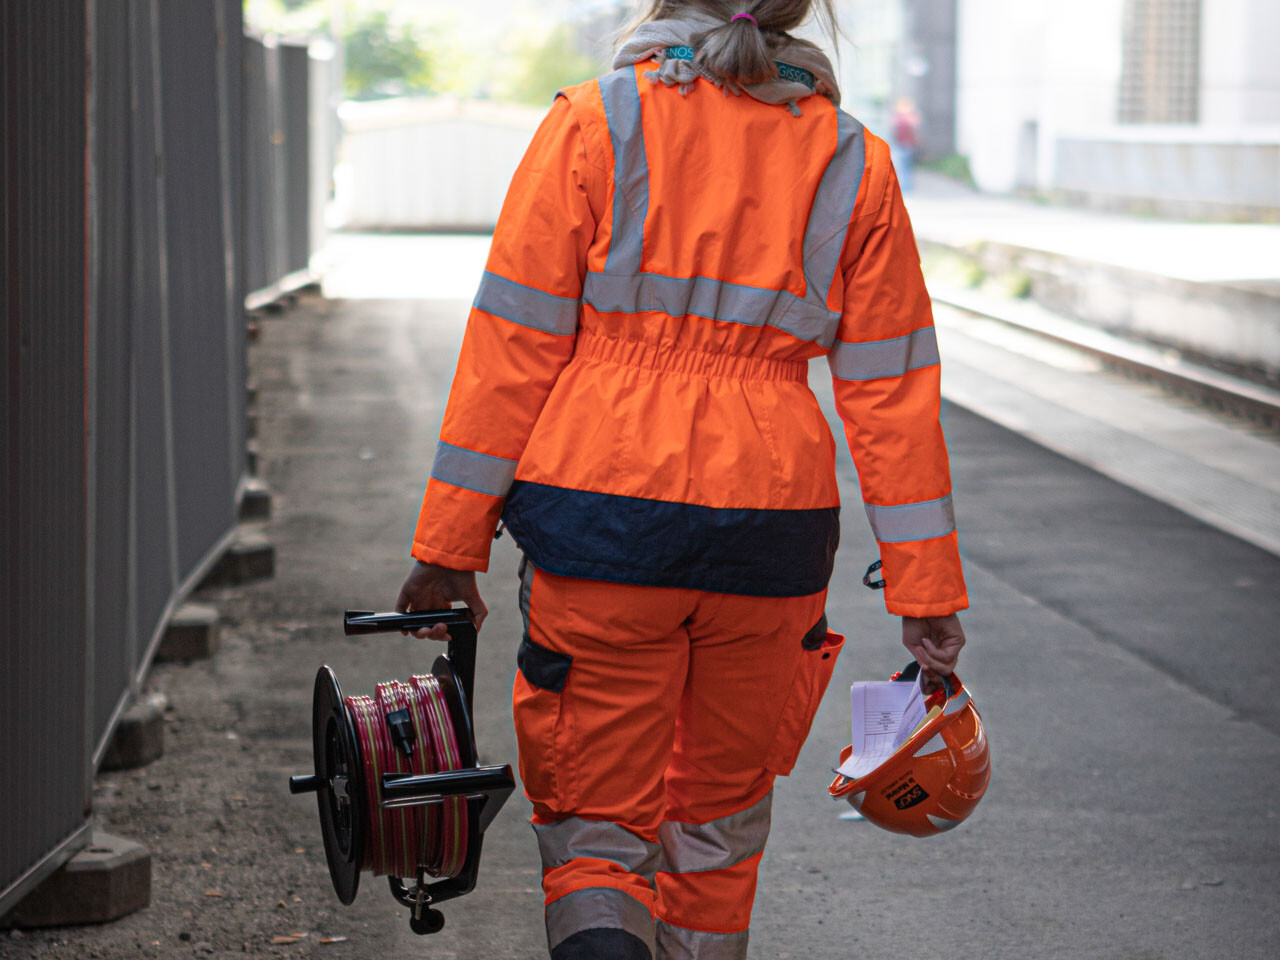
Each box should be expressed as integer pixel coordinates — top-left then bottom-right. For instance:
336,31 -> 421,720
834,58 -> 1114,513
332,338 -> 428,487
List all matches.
336,97 -> 545,231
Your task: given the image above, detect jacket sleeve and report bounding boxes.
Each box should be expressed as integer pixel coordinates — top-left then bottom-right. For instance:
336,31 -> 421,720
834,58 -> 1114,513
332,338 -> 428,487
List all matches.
828,135 -> 968,617
412,94 -> 602,571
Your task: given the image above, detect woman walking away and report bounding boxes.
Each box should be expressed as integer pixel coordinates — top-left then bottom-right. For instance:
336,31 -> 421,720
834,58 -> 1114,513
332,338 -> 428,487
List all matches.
396,2 -> 969,958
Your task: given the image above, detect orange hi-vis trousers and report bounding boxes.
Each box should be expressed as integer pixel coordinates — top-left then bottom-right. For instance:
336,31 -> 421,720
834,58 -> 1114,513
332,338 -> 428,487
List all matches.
513,559 -> 844,960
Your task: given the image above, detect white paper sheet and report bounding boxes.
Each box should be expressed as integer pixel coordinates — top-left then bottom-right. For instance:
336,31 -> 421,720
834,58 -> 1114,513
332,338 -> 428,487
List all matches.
835,675 -> 928,781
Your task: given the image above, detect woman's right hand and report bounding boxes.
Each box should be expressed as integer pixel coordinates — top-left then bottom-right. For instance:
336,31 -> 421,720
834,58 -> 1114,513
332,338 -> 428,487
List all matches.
901,613 -> 966,690
394,561 -> 488,640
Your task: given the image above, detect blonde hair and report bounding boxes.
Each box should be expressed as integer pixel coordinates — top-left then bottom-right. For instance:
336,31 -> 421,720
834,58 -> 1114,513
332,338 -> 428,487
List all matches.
620,1 -> 840,86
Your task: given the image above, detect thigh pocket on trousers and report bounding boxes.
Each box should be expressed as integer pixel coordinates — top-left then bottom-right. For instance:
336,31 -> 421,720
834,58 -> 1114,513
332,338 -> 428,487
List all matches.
765,626 -> 845,776
513,636 -> 576,809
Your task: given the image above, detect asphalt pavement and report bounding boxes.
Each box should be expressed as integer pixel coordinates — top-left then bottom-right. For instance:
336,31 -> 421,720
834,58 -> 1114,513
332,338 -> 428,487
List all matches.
4,286 -> 1277,959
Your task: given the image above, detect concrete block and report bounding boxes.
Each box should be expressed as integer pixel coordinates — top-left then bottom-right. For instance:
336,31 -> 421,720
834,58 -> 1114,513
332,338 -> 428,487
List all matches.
199,530 -> 275,588
238,476 -> 272,522
1,832 -> 151,928
246,440 -> 260,476
100,694 -> 166,772
246,411 -> 259,440
155,603 -> 220,663
246,379 -> 259,408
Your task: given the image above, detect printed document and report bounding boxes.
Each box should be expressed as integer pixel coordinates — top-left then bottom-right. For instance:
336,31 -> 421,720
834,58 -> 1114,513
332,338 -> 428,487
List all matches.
835,675 -> 931,781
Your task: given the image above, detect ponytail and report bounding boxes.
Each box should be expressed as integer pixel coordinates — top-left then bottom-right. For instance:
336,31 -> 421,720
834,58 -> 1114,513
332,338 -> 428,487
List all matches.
622,2 -> 839,89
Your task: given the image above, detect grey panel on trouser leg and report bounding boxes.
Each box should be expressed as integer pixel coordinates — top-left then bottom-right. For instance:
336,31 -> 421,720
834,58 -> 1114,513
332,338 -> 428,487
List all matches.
658,790 -> 773,874
546,887 -> 656,958
656,920 -> 749,960
534,817 -> 661,879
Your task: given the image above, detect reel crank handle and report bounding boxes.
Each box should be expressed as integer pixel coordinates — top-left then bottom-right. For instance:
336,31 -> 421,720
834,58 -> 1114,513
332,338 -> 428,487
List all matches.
343,609 -> 477,706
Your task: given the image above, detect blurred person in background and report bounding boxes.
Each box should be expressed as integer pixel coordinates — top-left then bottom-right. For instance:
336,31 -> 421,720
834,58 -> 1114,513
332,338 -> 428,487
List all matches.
396,1 -> 967,957
890,97 -> 920,192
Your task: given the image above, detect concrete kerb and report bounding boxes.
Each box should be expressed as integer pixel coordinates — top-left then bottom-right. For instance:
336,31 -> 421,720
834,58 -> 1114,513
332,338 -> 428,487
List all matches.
198,527 -> 276,589
100,693 -> 167,772
155,603 -> 221,663
0,832 -> 151,929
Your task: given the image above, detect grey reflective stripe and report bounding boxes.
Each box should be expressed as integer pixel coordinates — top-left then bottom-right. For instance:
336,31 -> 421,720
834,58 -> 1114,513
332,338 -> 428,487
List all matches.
863,494 -> 955,544
598,68 -> 648,274
430,440 -> 518,498
802,111 -> 865,309
657,790 -> 771,875
534,818 -> 661,879
927,814 -> 962,832
473,270 -> 579,336
583,272 -> 839,347
829,326 -> 940,381
517,556 -> 534,638
655,920 -> 748,960
588,81 -> 867,348
915,732 -> 947,756
546,887 -> 655,954
943,689 -> 972,715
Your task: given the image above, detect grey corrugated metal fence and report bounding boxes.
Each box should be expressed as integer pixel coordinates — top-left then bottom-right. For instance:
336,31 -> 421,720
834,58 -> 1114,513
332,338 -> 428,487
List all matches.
1,1 -> 318,917
243,35 -> 319,309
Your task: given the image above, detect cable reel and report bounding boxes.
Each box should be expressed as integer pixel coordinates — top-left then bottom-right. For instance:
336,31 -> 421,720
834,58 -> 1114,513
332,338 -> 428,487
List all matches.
288,609 -> 515,936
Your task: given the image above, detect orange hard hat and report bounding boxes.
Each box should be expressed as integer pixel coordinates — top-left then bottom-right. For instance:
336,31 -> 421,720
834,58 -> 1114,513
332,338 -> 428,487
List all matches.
829,663 -> 990,837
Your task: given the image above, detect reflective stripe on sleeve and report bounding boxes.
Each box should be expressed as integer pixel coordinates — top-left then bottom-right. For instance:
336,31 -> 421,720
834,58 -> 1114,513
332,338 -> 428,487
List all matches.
598,68 -> 648,274
534,818 -> 662,879
802,111 -> 866,308
655,921 -> 748,960
657,790 -> 772,874
545,887 -> 656,955
430,441 -> 518,498
472,271 -> 580,336
828,326 -> 940,381
863,494 -> 955,544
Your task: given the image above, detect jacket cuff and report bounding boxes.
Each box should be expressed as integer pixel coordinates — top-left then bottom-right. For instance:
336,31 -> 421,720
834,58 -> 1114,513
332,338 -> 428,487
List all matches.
412,478 -> 503,573
878,533 -> 969,618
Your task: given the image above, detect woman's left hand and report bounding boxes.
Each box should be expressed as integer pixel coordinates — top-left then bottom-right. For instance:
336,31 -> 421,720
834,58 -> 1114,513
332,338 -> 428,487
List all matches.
394,561 -> 488,640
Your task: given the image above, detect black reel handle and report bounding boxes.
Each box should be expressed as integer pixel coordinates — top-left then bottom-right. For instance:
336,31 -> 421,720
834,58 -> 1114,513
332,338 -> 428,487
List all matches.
343,608 -> 477,710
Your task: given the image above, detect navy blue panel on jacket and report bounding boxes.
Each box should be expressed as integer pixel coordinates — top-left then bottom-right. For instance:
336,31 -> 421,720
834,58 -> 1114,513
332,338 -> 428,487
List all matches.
502,481 -> 839,597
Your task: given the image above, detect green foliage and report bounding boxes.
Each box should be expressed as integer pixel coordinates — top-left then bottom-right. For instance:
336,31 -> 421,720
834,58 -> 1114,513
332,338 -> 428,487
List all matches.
501,25 -> 603,106
920,153 -> 977,189
344,10 -> 436,99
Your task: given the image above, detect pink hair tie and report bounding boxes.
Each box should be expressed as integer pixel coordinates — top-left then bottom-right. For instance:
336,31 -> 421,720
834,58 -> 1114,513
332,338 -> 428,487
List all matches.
731,13 -> 759,27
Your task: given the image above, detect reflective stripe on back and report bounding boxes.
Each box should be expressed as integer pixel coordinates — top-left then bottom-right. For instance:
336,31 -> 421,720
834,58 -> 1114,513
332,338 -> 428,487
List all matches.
598,69 -> 648,274
430,440 -> 518,498
802,110 -> 865,310
863,494 -> 955,544
591,67 -> 864,346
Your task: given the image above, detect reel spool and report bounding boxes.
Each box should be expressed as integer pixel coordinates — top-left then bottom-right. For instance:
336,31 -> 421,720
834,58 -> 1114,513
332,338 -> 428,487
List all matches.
288,609 -> 515,936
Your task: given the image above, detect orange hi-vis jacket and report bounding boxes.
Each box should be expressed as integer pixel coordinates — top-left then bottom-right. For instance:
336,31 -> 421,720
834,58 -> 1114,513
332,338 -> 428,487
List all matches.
414,63 -> 968,617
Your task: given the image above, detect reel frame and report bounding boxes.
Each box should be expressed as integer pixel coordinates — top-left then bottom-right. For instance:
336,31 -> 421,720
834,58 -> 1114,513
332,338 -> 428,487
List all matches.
289,609 -> 516,936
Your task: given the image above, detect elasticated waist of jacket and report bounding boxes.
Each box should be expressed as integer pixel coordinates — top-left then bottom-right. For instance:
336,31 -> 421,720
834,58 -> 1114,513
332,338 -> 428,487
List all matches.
572,331 -> 809,382
501,481 -> 839,598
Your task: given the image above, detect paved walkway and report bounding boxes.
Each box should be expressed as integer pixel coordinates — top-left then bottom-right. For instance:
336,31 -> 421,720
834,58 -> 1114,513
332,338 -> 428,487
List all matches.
5,240 -> 1278,958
